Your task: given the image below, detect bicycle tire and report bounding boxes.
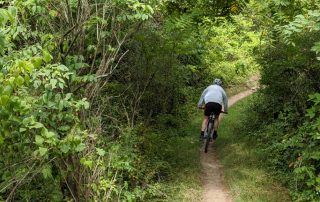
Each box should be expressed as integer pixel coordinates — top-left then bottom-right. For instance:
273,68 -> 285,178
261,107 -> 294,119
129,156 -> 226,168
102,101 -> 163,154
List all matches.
204,122 -> 213,153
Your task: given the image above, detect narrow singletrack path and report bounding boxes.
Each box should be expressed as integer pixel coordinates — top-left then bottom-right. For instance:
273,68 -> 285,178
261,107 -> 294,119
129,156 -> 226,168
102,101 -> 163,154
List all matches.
201,89 -> 256,202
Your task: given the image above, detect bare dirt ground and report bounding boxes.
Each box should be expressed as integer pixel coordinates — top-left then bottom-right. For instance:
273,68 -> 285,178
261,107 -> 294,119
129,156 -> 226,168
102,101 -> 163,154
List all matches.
201,78 -> 258,202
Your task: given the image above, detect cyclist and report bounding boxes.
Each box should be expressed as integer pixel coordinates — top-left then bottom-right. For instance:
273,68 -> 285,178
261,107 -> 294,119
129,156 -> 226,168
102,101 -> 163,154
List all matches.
197,78 -> 228,141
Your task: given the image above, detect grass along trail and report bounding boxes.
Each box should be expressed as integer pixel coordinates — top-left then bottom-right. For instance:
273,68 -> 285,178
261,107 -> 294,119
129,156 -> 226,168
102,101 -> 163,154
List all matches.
215,96 -> 291,202
201,89 -> 256,202
163,86 -> 289,201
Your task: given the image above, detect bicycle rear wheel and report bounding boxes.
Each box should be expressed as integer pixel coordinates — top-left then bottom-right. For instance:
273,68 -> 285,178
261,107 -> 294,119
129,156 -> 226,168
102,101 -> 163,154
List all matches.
204,122 -> 213,153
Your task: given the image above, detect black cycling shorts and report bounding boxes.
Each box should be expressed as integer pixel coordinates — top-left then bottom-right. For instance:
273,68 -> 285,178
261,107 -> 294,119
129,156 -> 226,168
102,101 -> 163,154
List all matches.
204,102 -> 222,116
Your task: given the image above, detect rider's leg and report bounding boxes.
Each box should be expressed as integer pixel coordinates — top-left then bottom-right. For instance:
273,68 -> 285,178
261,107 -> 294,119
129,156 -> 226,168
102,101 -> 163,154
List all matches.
201,116 -> 209,131
213,115 -> 220,131
215,103 -> 225,130
212,117 -> 219,140
200,116 -> 209,138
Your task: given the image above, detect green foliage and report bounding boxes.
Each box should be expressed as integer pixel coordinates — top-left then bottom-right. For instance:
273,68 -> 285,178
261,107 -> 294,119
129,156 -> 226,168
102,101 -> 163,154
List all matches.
0,0 -> 287,200
243,1 -> 320,200
282,10 -> 320,50
202,15 -> 261,84
0,3 -> 95,200
165,0 -> 248,16
244,93 -> 320,201
0,0 -> 205,200
290,93 -> 320,201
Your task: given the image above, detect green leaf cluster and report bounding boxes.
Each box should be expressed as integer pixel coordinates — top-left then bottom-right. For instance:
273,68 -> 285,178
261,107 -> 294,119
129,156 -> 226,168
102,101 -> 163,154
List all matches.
0,3 -> 94,200
202,15 -> 261,84
243,0 -> 320,200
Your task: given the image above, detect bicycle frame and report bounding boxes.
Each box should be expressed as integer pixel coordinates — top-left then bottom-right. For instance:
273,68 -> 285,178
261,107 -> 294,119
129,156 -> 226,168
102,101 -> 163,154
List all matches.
204,113 -> 215,140
199,106 -> 226,153
202,112 -> 216,153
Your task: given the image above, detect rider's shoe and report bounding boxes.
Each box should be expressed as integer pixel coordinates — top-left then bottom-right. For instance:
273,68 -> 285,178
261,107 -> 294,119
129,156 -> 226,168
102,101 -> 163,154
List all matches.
200,131 -> 204,142
213,131 -> 218,140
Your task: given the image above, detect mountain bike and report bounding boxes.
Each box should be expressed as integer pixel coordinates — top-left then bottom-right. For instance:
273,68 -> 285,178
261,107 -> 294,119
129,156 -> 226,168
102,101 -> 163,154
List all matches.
200,110 -> 226,153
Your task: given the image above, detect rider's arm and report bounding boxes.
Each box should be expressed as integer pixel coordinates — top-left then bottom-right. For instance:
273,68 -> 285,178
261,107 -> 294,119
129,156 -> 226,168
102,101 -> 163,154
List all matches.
222,88 -> 228,112
197,87 -> 208,108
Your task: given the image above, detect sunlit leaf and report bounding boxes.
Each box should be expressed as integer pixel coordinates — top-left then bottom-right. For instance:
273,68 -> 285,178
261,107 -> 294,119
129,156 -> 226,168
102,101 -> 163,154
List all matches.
35,135 -> 44,145
96,148 -> 106,156
38,147 -> 48,156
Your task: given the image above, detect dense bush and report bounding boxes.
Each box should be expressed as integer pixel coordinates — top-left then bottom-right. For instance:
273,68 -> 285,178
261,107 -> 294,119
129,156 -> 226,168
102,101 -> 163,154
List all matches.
244,3 -> 320,201
0,1 -> 157,200
202,15 -> 261,85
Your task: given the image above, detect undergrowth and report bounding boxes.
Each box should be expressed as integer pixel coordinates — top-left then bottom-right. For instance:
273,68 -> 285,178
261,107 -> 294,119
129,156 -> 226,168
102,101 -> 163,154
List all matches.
148,112 -> 203,201
216,94 -> 291,202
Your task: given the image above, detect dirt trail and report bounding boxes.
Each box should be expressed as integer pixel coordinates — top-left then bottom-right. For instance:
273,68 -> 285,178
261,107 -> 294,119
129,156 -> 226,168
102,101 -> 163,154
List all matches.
201,88 -> 256,202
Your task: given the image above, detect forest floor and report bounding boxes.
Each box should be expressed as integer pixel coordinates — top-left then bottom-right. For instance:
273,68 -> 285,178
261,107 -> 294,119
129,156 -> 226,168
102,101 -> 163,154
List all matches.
201,76 -> 259,202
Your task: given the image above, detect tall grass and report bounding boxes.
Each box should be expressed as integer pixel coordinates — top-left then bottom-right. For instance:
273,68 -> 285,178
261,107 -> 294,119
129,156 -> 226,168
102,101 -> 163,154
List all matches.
216,95 -> 291,202
150,113 -> 203,201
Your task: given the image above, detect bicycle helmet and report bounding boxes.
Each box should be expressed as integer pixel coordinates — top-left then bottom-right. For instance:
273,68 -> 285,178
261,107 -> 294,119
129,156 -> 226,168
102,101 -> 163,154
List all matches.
213,78 -> 222,86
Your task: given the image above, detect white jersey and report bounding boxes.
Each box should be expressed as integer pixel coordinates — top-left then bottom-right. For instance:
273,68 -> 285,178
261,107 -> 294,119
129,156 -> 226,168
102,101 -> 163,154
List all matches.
197,84 -> 228,112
